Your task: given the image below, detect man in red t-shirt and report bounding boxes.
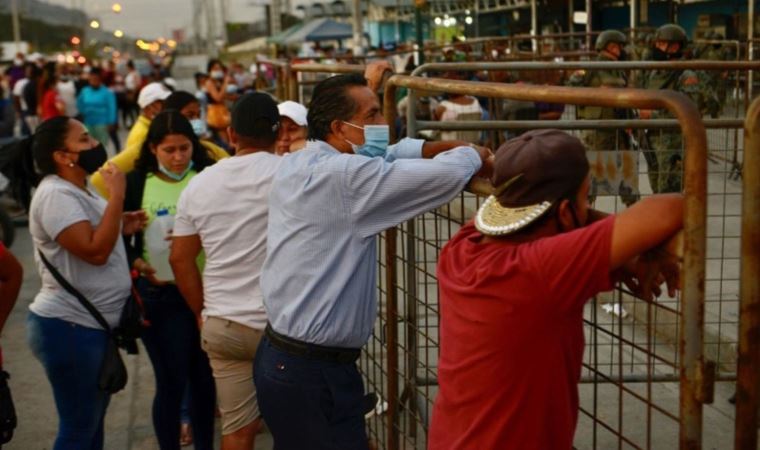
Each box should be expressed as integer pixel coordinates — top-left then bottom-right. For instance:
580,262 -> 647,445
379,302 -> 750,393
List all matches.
430,129 -> 682,450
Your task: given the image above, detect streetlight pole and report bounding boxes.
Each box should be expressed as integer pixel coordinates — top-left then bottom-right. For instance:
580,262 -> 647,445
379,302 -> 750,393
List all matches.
10,0 -> 22,53
205,0 -> 218,56
352,0 -> 364,56
630,0 -> 638,41
219,0 -> 230,46
530,0 -> 538,53
414,1 -> 425,66
271,0 -> 282,37
585,0 -> 592,51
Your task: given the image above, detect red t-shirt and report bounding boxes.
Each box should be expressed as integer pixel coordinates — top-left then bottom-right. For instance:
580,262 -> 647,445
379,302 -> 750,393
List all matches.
429,216 -> 615,450
41,89 -> 62,121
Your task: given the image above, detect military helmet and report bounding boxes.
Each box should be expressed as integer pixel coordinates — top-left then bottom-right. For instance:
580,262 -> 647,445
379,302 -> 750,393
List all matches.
595,30 -> 628,51
654,24 -> 688,45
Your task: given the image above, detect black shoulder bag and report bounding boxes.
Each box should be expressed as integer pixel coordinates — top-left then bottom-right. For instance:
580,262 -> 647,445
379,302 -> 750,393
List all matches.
0,368 -> 16,446
37,250 -> 129,394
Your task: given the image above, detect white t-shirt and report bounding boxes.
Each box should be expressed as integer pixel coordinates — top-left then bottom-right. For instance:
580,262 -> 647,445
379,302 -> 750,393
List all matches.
125,71 -> 141,91
56,80 -> 79,117
174,151 -> 282,330
12,78 -> 29,111
29,176 -> 131,329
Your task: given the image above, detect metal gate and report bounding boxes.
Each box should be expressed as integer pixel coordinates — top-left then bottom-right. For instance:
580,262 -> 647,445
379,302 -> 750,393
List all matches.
362,72 -> 717,450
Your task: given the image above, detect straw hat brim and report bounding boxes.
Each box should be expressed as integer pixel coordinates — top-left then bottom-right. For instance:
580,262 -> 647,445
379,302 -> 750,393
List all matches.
474,196 -> 553,236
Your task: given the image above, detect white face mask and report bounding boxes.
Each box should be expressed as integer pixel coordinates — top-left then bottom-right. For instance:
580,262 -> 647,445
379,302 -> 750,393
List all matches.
210,70 -> 225,80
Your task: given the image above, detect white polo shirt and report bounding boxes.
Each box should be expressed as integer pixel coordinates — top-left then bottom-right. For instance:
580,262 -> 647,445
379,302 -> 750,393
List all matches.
174,151 -> 281,330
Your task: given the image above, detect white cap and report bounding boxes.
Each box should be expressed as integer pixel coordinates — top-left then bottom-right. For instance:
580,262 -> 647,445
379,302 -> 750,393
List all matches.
162,77 -> 178,90
137,82 -> 171,109
277,101 -> 308,127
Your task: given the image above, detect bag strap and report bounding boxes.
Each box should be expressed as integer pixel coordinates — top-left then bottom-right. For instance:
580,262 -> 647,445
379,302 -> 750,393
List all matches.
37,250 -> 111,332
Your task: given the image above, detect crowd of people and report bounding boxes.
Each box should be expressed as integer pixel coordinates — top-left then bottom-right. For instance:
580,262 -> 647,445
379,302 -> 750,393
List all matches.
0,24 -> 693,450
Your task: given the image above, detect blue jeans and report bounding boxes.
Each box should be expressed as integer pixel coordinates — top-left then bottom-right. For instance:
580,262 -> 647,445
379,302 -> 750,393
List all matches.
27,312 -> 111,450
138,279 -> 215,450
253,335 -> 369,450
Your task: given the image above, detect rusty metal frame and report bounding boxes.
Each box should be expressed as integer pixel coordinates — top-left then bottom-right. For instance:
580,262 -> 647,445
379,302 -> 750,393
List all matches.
285,63 -> 366,103
382,75 -> 711,449
405,60 -> 759,170
734,97 -> 760,450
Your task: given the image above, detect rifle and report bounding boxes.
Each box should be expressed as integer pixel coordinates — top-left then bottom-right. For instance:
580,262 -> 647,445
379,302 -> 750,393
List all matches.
631,128 -> 659,179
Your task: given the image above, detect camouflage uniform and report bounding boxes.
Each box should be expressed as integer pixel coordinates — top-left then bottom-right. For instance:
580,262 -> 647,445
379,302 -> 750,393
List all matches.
638,25 -> 719,193
568,30 -> 638,204
568,52 -> 629,151
695,33 -> 731,115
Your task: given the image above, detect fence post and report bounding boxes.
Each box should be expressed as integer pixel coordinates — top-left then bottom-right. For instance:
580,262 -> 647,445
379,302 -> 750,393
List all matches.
734,97 -> 760,450
385,228 -> 400,450
404,220 -> 419,439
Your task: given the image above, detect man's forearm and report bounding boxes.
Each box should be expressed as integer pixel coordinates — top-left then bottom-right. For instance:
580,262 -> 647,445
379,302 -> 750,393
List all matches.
422,140 -> 471,159
173,261 -> 204,318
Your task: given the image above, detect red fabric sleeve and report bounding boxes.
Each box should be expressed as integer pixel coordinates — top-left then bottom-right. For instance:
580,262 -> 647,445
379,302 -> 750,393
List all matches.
526,215 -> 616,312
0,242 -> 5,259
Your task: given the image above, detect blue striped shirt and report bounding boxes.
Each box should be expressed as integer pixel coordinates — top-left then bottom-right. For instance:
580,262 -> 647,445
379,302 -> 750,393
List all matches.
260,138 -> 482,348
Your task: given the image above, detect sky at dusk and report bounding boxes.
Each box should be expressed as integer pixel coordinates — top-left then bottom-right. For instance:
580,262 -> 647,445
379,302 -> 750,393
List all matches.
45,0 -> 274,40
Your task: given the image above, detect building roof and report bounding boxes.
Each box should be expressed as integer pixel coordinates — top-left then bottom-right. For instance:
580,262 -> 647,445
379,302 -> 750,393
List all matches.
282,18 -> 356,44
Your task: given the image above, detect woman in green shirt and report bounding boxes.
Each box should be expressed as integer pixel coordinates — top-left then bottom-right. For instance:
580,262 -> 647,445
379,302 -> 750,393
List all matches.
123,110 -> 215,450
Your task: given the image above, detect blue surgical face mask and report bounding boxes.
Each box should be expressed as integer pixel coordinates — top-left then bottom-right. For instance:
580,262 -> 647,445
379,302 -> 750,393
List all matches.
343,122 -> 390,158
158,160 -> 194,181
190,118 -> 207,137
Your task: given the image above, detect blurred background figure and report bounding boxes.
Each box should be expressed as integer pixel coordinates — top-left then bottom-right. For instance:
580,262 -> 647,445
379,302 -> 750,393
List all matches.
56,64 -> 79,120
123,60 -> 142,129
275,101 -> 307,155
77,67 -> 117,154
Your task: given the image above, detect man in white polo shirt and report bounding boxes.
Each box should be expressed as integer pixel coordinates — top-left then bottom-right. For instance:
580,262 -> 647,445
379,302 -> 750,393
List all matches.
170,92 -> 281,450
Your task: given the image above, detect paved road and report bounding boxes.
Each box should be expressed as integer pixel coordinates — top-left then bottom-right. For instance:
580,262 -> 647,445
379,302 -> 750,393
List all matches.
2,227 -> 274,450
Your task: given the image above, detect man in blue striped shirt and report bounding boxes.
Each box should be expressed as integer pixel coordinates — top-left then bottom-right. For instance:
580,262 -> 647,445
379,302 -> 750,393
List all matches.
254,64 -> 490,449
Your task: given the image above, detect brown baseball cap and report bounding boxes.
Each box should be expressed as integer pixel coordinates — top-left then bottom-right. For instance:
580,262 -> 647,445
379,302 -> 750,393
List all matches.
475,129 -> 590,236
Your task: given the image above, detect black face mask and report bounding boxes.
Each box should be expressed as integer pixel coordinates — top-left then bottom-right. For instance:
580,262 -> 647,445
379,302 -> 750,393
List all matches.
652,47 -> 681,61
76,144 -> 108,174
652,47 -> 669,61
618,50 -> 628,61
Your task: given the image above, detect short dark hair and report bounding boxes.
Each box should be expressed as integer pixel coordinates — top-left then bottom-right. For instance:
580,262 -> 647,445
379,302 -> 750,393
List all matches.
235,128 -> 277,149
89,67 -> 102,77
164,90 -> 198,112
307,73 -> 367,141
135,110 -> 215,174
207,59 -> 224,73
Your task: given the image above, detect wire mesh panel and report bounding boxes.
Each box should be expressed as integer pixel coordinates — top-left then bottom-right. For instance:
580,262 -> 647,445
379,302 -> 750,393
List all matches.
353,67 -> 754,449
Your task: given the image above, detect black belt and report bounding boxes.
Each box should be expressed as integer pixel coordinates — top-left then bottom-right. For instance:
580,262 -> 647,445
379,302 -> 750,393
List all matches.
265,324 -> 361,364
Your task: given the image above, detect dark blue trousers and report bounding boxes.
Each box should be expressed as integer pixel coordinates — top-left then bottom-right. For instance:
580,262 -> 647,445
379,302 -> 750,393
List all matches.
253,335 -> 369,450
27,312 -> 110,450
138,280 -> 215,450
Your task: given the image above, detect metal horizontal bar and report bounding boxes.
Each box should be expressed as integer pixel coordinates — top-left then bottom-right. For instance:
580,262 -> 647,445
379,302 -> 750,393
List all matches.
291,63 -> 365,74
414,119 -> 744,131
414,372 -> 737,387
412,60 -> 760,76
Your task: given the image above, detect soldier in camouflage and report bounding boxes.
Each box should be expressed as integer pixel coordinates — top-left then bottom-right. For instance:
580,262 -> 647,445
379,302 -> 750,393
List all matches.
638,23 -> 719,193
568,30 -> 638,205
695,31 -> 731,114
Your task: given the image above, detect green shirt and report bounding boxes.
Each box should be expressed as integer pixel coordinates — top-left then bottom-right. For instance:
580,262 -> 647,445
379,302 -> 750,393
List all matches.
141,171 -> 204,269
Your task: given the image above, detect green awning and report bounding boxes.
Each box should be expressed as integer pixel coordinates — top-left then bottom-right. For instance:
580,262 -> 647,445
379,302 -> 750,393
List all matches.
267,22 -> 305,45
